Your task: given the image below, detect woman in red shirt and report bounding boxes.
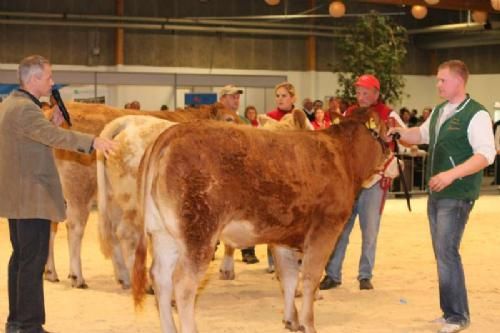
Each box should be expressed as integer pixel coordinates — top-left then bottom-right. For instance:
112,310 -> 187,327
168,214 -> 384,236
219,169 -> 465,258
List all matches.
267,82 -> 296,121
311,108 -> 332,130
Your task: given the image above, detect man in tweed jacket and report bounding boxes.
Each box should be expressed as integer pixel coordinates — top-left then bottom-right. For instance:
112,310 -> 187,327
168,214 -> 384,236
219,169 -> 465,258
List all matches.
0,55 -> 116,333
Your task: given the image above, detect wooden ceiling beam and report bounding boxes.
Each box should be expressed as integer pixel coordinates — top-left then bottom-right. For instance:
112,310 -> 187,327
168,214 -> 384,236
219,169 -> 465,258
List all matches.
358,0 -> 496,12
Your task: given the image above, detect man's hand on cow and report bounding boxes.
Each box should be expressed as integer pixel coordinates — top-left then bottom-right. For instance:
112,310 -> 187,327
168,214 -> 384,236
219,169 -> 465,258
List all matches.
428,171 -> 455,192
93,137 -> 118,158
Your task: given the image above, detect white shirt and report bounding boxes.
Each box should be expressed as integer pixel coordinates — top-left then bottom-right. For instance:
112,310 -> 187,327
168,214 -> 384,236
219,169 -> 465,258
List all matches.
495,124 -> 500,151
419,99 -> 496,164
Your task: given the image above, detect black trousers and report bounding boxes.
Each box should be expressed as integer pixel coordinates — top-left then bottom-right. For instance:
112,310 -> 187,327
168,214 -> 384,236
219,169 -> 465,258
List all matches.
8,218 -> 50,333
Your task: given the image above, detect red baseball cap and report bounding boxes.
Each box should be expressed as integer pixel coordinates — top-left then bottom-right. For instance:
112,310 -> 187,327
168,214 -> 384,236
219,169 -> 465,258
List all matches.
355,74 -> 380,90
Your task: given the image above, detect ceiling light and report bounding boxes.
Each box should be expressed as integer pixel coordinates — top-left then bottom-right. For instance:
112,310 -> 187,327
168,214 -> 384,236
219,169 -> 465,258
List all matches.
472,10 -> 488,24
424,0 -> 440,5
264,0 -> 280,5
411,5 -> 428,19
329,1 -> 346,18
492,0 -> 500,11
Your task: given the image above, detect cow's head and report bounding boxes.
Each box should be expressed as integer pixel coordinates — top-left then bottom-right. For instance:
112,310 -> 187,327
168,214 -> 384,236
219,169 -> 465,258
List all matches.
209,102 -> 244,124
339,107 -> 392,187
344,107 -> 389,151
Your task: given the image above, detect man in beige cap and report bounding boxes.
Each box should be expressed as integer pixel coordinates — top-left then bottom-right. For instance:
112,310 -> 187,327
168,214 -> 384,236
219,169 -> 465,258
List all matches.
219,85 -> 249,125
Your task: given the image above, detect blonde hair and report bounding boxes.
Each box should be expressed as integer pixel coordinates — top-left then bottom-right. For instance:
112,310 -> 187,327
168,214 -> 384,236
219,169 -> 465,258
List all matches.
18,55 -> 50,85
274,82 -> 296,97
438,60 -> 469,84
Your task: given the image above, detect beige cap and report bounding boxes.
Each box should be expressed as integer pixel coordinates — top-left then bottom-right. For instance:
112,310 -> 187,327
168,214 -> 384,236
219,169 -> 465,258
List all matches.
219,84 -> 243,96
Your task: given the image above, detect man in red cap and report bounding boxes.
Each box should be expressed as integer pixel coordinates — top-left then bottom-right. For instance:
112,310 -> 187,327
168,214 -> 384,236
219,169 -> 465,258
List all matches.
320,73 -> 405,291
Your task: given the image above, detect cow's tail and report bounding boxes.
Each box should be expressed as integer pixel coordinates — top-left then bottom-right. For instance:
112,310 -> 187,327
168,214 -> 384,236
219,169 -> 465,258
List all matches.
132,230 -> 148,309
96,116 -> 129,258
132,134 -> 159,309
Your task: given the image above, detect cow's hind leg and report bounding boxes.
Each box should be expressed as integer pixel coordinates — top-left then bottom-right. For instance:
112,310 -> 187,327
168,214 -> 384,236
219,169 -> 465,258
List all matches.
299,223 -> 344,333
44,222 -> 60,282
273,245 -> 300,331
173,245 -> 214,333
150,230 -> 179,333
218,243 -> 235,280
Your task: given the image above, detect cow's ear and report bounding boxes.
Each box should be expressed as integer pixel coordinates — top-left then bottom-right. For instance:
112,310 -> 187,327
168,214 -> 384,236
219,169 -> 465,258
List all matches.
365,117 -> 377,130
292,109 -> 307,129
210,103 -> 221,119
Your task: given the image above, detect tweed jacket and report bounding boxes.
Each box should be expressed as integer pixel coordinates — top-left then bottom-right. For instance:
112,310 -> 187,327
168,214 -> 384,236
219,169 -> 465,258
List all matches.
0,90 -> 94,221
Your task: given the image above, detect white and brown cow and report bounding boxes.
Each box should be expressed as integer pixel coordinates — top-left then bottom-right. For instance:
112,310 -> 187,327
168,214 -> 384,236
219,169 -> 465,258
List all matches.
97,109 -> 310,288
132,109 -> 388,333
47,102 -> 240,288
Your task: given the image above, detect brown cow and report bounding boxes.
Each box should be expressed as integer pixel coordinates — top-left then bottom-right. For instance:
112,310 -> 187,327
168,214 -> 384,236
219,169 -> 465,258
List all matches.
132,109 -> 388,333
47,102 -> 241,288
97,109 -> 309,288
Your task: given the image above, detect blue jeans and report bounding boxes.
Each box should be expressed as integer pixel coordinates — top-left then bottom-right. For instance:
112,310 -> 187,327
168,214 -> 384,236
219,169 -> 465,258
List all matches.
325,183 -> 384,282
428,197 -> 473,326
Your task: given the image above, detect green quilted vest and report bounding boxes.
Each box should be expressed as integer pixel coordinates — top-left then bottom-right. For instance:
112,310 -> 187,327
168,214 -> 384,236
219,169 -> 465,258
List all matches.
426,96 -> 484,200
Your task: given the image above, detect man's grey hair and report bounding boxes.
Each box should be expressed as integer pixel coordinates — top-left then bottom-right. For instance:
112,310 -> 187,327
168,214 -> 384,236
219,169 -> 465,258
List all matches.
18,55 -> 50,85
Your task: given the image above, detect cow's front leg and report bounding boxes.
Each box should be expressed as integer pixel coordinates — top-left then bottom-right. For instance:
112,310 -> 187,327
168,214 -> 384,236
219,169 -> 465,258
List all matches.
273,245 -> 300,331
116,217 -> 141,289
44,222 -> 60,282
218,243 -> 235,280
66,202 -> 91,288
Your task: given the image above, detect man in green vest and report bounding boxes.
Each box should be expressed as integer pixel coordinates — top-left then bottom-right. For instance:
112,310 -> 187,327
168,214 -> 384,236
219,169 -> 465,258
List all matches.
389,60 -> 495,333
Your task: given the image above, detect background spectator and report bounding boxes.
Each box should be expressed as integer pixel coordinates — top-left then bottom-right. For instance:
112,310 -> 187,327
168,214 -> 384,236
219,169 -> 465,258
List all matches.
244,105 -> 259,127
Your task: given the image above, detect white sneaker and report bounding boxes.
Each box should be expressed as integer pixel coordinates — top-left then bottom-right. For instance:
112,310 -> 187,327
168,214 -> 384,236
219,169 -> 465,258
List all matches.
437,323 -> 466,333
430,317 -> 446,324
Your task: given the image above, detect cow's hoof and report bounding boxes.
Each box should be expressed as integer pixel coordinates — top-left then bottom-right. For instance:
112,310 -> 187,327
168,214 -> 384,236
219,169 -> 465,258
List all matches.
44,270 -> 60,283
297,325 -> 316,333
118,279 -> 131,289
219,269 -> 235,280
69,275 -> 88,289
283,320 -> 300,332
146,285 -> 155,295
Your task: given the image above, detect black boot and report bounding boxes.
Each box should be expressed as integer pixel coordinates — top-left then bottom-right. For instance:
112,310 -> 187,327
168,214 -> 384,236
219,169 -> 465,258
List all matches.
319,276 -> 341,290
241,247 -> 259,264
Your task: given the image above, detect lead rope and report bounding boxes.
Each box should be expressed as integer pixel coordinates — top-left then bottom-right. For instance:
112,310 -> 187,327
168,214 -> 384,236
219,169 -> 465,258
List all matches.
392,133 -> 412,212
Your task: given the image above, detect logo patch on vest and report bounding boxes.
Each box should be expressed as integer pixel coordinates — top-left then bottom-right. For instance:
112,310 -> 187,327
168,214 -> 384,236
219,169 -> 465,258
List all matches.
447,117 -> 462,131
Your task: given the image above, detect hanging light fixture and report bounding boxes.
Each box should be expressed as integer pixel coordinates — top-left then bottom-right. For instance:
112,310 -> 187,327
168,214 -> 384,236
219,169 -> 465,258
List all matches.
492,0 -> 500,11
411,5 -> 428,19
264,0 -> 280,5
472,10 -> 488,24
424,0 -> 440,5
329,1 -> 346,18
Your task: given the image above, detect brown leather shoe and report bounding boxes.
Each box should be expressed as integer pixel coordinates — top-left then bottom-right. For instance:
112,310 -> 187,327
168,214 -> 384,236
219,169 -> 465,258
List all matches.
359,278 -> 374,290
